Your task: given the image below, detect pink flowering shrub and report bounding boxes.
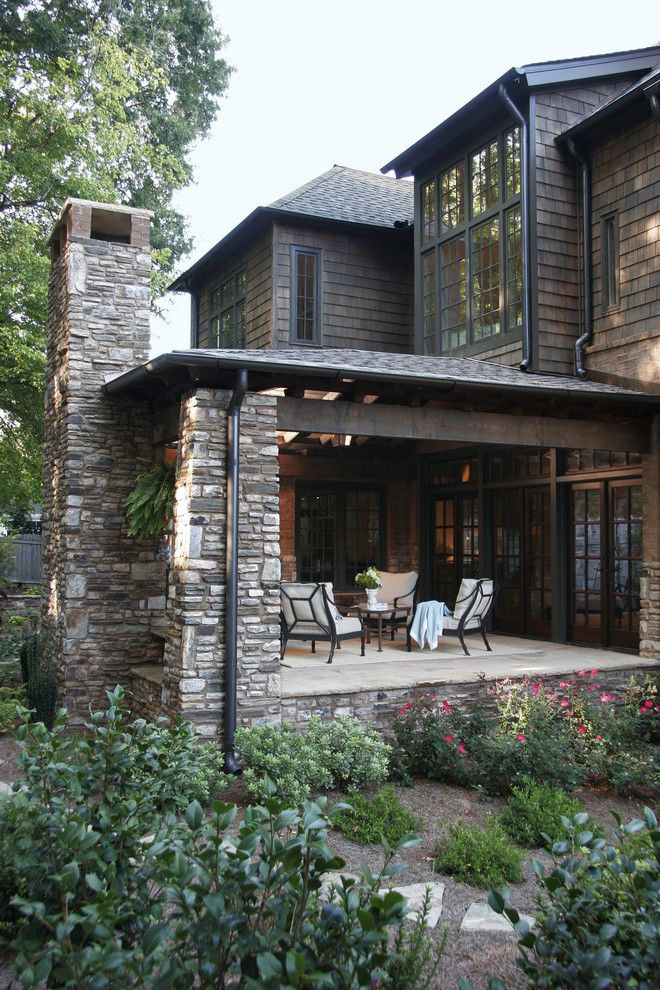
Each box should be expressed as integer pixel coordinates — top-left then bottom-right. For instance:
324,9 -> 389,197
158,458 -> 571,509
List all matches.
391,695 -> 486,786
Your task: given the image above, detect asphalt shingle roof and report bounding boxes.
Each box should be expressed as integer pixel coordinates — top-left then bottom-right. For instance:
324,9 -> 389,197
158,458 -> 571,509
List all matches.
269,166 -> 414,228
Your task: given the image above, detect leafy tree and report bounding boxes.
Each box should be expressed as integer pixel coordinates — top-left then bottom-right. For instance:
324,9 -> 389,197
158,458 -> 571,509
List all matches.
0,0 -> 232,512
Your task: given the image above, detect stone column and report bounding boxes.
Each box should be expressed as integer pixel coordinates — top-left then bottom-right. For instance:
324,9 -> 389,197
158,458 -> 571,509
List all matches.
640,414 -> 660,660
163,389 -> 281,738
43,200 -> 166,722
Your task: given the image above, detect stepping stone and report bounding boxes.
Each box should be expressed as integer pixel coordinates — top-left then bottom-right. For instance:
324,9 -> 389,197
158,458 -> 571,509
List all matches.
0,781 -> 14,797
460,902 -> 534,936
393,882 -> 445,928
321,874 -> 444,928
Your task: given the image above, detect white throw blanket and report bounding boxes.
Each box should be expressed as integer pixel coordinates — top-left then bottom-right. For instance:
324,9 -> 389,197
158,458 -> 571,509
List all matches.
410,601 -> 452,649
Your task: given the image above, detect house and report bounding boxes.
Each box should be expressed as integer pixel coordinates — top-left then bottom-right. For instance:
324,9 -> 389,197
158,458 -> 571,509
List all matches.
41,46 -> 659,757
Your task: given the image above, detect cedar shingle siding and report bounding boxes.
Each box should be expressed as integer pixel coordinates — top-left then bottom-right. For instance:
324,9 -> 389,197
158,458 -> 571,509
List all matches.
586,112 -> 660,382
533,81 -> 631,375
273,223 -> 412,352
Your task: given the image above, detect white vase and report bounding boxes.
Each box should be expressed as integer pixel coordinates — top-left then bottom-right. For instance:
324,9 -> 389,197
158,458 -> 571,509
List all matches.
366,588 -> 379,609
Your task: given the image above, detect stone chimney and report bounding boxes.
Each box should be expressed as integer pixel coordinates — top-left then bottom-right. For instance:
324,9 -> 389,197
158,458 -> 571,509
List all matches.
43,200 -> 166,722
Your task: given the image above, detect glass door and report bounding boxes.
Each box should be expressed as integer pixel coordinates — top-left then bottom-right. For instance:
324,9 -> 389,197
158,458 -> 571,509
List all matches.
494,488 -> 551,637
568,481 -> 642,650
493,490 -> 522,633
525,489 -> 552,637
431,494 -> 479,606
609,481 -> 642,650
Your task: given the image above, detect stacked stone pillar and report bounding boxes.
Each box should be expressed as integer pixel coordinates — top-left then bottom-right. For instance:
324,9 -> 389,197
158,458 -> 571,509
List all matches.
162,389 -> 281,737
43,200 -> 166,721
640,414 -> 660,659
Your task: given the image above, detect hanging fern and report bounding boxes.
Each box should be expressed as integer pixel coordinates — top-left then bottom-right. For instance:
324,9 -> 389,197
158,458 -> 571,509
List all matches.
125,461 -> 176,539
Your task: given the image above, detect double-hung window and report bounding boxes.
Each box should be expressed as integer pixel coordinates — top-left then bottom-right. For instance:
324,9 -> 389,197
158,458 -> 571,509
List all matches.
290,246 -> 322,344
420,126 -> 523,354
209,269 -> 246,348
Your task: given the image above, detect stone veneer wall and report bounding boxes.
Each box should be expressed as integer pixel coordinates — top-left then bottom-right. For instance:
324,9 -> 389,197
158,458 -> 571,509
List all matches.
640,415 -> 660,660
281,665 -> 659,734
42,200 -> 167,722
161,389 -> 281,737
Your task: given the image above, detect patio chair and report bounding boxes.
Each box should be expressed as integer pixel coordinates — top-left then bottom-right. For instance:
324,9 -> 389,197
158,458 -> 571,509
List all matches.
280,581 -> 365,664
373,570 -> 419,646
442,578 -> 497,656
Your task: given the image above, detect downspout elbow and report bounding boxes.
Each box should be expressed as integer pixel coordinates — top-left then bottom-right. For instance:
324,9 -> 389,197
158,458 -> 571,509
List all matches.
649,92 -> 660,121
498,84 -> 531,371
224,367 -> 248,774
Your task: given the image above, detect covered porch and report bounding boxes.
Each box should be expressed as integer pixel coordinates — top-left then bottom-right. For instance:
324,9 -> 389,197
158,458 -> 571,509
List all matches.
280,633 -> 658,730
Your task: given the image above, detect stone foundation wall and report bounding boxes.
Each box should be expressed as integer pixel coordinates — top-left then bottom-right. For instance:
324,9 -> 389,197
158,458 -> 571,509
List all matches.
42,201 -> 167,723
281,665 -> 659,734
162,390 -> 281,738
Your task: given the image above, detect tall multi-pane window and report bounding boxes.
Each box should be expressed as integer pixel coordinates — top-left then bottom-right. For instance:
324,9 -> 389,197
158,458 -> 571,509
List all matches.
291,246 -> 322,344
209,269 -> 246,347
419,126 -> 522,353
601,212 -> 619,310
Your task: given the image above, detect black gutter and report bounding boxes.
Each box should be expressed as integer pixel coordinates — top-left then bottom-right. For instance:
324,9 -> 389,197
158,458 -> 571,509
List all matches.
566,139 -> 592,379
224,367 -> 248,773
498,84 -> 531,371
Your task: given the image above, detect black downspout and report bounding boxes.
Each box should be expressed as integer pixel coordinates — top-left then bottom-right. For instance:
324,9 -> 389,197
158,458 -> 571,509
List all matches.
185,279 -> 200,348
224,367 -> 248,773
566,139 -> 592,379
498,84 -> 531,371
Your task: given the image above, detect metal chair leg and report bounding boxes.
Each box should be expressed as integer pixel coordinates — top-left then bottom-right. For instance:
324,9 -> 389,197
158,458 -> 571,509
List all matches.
360,632 -> 365,657
458,629 -> 470,656
480,623 -> 492,651
311,641 -> 316,653
327,636 -> 336,664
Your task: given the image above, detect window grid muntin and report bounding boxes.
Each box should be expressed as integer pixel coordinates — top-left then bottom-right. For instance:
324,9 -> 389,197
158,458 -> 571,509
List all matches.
291,247 -> 321,344
209,268 -> 246,348
422,179 -> 437,243
420,126 -> 521,355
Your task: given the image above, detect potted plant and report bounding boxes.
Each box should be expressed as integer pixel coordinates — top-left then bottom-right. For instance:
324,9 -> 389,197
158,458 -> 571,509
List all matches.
355,566 -> 382,608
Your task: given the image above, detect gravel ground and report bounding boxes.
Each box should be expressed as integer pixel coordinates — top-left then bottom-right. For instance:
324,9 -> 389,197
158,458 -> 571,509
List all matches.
0,734 -> 651,990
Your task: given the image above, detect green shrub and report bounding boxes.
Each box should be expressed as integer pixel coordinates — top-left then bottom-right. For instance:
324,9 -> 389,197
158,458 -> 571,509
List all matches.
0,685 -> 25,732
19,631 -> 58,728
4,613 -> 29,629
333,785 -> 421,846
3,692 -> 417,990
0,635 -> 21,664
499,778 -> 592,849
386,886 -> 448,989
434,817 -> 524,888
235,716 -> 390,803
22,587 -> 41,597
490,808 -> 660,989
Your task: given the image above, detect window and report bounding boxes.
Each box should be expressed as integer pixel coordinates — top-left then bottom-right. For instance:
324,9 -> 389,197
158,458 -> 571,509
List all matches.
601,212 -> 619,310
297,484 -> 385,589
291,247 -> 322,344
419,126 -> 523,353
209,269 -> 246,347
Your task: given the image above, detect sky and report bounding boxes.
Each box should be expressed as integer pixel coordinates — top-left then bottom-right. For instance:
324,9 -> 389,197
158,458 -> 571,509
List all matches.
150,0 -> 659,355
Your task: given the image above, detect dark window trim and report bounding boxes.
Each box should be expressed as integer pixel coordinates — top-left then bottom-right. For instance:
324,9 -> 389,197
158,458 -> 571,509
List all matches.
208,266 -> 246,348
295,481 -> 387,591
416,125 -> 523,356
290,245 -> 323,346
601,210 -> 620,313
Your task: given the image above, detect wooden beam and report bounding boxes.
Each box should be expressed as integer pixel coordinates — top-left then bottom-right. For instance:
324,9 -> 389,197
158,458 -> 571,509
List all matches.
276,397 -> 650,453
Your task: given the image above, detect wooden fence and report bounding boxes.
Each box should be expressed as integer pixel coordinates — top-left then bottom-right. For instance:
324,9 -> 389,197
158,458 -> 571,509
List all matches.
9,534 -> 42,585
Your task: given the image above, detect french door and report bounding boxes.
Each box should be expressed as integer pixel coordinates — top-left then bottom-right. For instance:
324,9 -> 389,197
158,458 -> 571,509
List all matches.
493,488 -> 552,637
569,480 -> 642,649
431,493 -> 479,605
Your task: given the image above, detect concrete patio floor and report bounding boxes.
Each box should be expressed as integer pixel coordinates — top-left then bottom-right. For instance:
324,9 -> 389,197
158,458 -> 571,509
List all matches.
280,634 -> 657,698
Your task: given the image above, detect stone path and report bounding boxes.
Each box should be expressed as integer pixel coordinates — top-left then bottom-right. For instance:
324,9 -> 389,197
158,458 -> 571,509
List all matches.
322,873 -> 533,935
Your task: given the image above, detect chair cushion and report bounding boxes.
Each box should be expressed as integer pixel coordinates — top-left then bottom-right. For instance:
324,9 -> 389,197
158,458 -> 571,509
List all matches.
335,616 -> 363,635
288,621 -> 329,639
452,578 -> 480,621
377,571 -> 418,607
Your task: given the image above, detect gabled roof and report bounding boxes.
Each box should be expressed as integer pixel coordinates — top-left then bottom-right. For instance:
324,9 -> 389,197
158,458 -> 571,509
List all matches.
382,45 -> 660,178
170,166 -> 413,292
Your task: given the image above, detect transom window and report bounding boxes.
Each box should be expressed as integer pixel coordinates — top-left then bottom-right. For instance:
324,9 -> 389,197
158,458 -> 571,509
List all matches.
290,246 -> 322,344
209,269 -> 246,348
420,126 -> 522,354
